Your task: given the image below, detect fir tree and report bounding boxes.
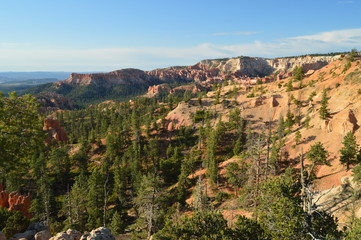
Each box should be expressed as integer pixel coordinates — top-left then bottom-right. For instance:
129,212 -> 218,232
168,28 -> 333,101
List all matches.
340,132 -> 360,170
319,89 -> 331,120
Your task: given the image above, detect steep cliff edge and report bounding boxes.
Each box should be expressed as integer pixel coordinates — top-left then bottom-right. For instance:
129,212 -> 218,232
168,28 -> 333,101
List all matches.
62,55 -> 340,86
194,55 -> 340,76
27,54 -> 341,107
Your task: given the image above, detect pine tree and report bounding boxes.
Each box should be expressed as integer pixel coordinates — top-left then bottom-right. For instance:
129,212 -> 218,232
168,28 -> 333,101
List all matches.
110,211 -> 125,235
306,142 -> 330,180
319,89 -> 331,120
206,128 -> 217,185
340,132 -> 360,170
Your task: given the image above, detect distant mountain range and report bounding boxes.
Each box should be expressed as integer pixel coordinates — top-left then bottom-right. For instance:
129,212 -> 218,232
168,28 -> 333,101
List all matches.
0,72 -> 72,83
23,55 -> 340,107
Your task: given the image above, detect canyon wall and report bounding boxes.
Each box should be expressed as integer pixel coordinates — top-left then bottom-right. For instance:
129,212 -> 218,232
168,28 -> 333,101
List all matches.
60,55 -> 341,87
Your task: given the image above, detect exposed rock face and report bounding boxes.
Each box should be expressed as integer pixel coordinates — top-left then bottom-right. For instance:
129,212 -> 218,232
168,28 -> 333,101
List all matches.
327,109 -> 359,135
63,69 -> 152,86
37,92 -> 73,111
0,190 -> 32,218
195,57 -> 274,76
268,55 -> 340,73
194,55 -> 339,77
55,56 -> 340,95
80,227 -> 114,240
270,96 -> 279,107
34,231 -> 51,240
49,229 -> 82,240
146,84 -> 171,97
13,230 -> 36,240
43,119 -> 68,143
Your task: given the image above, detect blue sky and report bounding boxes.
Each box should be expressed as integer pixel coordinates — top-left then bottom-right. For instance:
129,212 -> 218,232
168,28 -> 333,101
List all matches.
0,0 -> 360,72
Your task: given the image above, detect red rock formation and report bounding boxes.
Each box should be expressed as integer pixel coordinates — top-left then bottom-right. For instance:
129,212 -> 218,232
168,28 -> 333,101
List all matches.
8,191 -> 32,218
0,190 -> 32,218
43,119 -> 68,143
146,84 -> 171,97
37,92 -> 73,112
0,191 -> 9,208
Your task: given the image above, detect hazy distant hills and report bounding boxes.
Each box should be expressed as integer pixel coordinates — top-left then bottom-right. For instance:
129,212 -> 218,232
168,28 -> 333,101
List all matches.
0,72 -> 72,94
0,72 -> 71,83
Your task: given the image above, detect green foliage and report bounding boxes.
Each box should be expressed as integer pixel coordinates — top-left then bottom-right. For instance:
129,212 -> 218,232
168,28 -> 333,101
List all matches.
154,210 -> 233,240
232,215 -> 265,240
225,161 -> 248,195
353,164 -> 361,183
25,82 -> 150,107
295,130 -> 302,145
343,61 -> 352,73
257,170 -> 305,240
307,91 -> 316,103
346,217 -> 361,240
160,146 -> 182,184
340,132 -> 361,169
306,142 -> 330,166
286,79 -> 293,92
319,89 -> 331,120
345,71 -> 361,84
193,109 -> 211,123
110,211 -> 126,235
0,92 -> 44,170
1,210 -> 30,238
292,66 -> 304,81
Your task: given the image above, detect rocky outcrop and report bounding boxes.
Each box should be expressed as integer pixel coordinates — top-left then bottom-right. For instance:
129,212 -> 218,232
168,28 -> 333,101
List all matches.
146,84 -> 171,97
0,190 -> 32,218
268,55 -> 340,73
34,231 -> 51,240
195,57 -> 274,76
54,55 -> 340,95
327,109 -> 359,135
43,119 -> 68,143
63,69 -> 152,86
37,92 -> 73,111
49,229 -> 82,240
12,223 -> 47,240
80,228 -> 114,240
13,230 -> 36,240
270,95 -> 279,108
194,55 -> 339,77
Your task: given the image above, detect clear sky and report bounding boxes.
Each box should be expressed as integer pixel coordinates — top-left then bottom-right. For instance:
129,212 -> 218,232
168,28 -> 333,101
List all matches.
0,0 -> 360,72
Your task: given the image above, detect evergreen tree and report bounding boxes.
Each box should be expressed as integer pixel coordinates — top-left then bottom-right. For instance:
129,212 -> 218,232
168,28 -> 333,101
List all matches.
340,132 -> 360,170
319,89 -> 331,120
306,142 -> 330,180
110,211 -> 126,235
206,128 -> 217,185
292,66 -> 304,81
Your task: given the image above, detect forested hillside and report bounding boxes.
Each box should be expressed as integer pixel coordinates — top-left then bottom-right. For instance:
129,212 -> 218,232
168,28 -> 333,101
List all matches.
2,51 -> 361,240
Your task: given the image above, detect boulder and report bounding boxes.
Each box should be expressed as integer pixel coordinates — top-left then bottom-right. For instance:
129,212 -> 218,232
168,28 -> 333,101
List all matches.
13,230 -> 36,240
65,230 -> 82,240
80,227 -> 114,240
28,223 -> 47,233
49,230 -> 81,240
343,109 -> 359,134
34,231 -> 50,240
49,232 -> 69,240
327,109 -> 359,135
